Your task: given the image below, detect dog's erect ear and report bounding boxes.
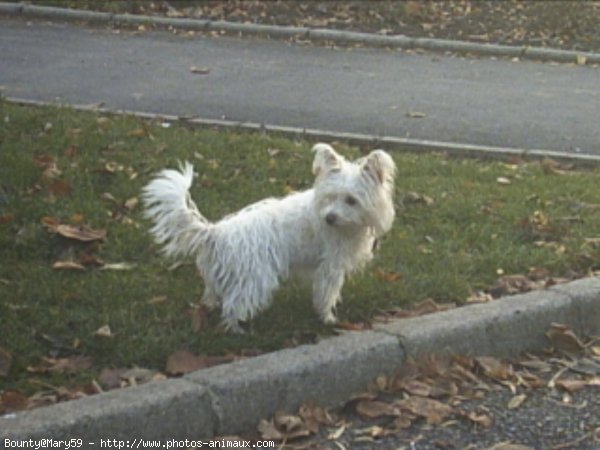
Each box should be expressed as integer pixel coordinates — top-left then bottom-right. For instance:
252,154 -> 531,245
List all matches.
312,143 -> 343,176
361,150 -> 397,185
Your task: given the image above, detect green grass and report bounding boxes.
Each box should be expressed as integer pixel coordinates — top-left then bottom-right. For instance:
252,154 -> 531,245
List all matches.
2,100 -> 600,395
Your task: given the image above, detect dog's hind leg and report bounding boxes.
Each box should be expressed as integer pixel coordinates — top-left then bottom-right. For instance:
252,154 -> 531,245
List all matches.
201,284 -> 220,310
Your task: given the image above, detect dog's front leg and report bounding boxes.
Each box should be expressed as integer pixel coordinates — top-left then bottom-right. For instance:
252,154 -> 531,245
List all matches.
312,268 -> 345,324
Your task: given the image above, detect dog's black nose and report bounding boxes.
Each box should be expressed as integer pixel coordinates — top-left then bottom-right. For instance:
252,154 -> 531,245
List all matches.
325,213 -> 337,225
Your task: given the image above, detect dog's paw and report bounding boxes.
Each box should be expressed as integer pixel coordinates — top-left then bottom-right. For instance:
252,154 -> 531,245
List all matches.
221,318 -> 252,334
321,312 -> 338,325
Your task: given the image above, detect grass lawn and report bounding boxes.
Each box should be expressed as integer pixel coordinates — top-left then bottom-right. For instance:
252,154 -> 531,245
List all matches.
2,99 -> 600,400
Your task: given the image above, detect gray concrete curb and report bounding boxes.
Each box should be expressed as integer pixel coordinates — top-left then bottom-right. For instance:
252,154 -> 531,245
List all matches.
6,96 -> 600,167
1,2 -> 600,65
2,277 -> 599,440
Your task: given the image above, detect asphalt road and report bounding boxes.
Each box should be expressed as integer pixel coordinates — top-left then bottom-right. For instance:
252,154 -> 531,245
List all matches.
1,18 -> 599,155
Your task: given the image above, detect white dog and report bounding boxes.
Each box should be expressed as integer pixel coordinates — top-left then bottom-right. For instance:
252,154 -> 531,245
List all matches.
142,143 -> 396,332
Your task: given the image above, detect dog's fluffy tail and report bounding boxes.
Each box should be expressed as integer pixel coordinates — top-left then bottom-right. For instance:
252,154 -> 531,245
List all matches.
142,162 -> 210,260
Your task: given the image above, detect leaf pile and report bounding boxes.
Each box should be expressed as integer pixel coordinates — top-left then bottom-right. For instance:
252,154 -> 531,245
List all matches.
0,348 -> 242,415
90,0 -> 600,54
252,324 -> 600,448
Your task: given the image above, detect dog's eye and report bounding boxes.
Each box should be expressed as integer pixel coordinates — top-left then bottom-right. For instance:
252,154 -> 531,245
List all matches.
345,195 -> 358,206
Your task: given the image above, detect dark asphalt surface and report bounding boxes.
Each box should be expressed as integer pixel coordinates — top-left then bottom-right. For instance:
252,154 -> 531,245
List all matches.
336,388 -> 600,450
1,18 -> 599,155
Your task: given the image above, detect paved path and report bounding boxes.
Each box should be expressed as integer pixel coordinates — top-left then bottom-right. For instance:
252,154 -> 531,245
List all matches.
1,18 -> 599,155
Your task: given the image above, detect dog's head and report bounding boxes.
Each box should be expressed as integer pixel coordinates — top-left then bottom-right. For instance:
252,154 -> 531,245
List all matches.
311,143 -> 396,236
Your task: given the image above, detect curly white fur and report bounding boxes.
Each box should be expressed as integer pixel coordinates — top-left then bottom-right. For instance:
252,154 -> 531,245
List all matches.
142,143 -> 396,332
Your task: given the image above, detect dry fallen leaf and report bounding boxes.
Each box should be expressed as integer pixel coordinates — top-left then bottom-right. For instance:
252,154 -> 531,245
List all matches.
507,393 -> 527,409
94,325 -> 114,338
124,196 -> 139,211
397,396 -> 455,425
165,350 -> 234,375
100,262 -> 136,271
404,191 -> 435,206
28,356 -> 93,374
476,356 -> 514,381
44,221 -> 107,242
299,402 -> 334,434
483,443 -> 534,450
376,268 -> 403,283
188,305 -> 210,333
52,261 -> 86,271
0,214 -> 15,224
47,179 -> 72,197
148,295 -> 168,305
465,410 -> 494,428
355,400 -> 400,419
257,419 -> 284,441
274,411 -> 311,438
190,66 -> 211,75
0,391 -> 29,414
555,378 -> 588,392
546,323 -> 585,353
127,127 -> 148,138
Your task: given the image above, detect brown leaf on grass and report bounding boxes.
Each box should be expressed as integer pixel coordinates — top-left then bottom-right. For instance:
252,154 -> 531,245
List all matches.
188,305 -> 210,333
355,400 -> 400,419
397,396 -> 455,425
165,350 -> 234,375
43,220 -> 107,242
98,367 -> 164,390
148,295 -> 168,305
166,350 -> 207,375
94,325 -> 114,338
488,274 -> 542,298
124,196 -> 139,211
541,158 -> 573,175
27,356 -> 93,374
96,117 -> 111,129
404,191 -> 435,206
334,321 -> 371,332
98,367 -> 127,390
383,298 -> 455,319
466,290 -> 494,304
546,323 -> 585,353
64,143 -> 79,158
0,214 -> 16,224
33,153 -> 55,168
376,268 -> 403,283
127,127 -> 149,138
52,260 -> 86,271
0,346 -> 13,376
0,391 -> 29,414
47,179 -> 72,197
